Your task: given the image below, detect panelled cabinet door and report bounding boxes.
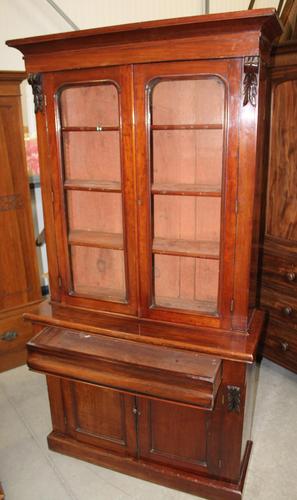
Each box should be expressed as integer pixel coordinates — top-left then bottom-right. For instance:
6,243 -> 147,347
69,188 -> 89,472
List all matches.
43,66 -> 138,314
62,380 -> 137,456
134,60 -> 240,328
137,398 -> 219,475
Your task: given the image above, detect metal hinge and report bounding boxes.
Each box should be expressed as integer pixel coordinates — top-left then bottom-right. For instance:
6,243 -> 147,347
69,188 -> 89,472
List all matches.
227,385 -> 241,413
51,189 -> 54,204
218,459 -> 223,469
230,298 -> 235,313
58,275 -> 62,288
235,199 -> 239,214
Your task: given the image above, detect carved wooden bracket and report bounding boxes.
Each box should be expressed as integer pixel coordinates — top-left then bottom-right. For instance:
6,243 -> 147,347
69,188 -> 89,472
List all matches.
243,56 -> 259,107
0,194 -> 23,212
28,73 -> 44,113
227,385 -> 241,413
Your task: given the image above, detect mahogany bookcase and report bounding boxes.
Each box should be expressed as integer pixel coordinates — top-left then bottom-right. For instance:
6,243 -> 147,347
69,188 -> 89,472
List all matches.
7,9 -> 281,499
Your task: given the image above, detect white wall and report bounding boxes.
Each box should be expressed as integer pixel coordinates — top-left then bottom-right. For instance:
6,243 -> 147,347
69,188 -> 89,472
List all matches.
210,0 -> 278,13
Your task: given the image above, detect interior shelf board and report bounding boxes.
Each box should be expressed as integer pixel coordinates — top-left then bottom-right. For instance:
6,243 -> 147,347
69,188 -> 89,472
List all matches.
62,126 -> 119,132
153,237 -> 220,259
71,285 -> 126,303
151,124 -> 223,130
64,179 -> 121,192
68,230 -> 124,249
152,183 -> 221,196
154,296 -> 217,314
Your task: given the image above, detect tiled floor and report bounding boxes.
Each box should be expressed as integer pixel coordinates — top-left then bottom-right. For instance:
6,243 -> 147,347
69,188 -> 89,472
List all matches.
0,358 -> 296,500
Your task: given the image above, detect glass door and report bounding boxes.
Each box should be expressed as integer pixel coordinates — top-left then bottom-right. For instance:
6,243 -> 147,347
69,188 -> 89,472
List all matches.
135,61 -> 239,328
46,66 -> 138,314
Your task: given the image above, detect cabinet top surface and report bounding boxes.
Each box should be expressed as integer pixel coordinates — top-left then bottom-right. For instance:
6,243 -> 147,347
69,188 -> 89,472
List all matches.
7,8 -> 281,51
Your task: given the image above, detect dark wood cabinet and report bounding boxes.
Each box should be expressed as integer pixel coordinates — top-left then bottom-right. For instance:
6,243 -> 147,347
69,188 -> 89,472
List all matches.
261,41 -> 297,374
7,9 -> 282,499
0,71 -> 42,372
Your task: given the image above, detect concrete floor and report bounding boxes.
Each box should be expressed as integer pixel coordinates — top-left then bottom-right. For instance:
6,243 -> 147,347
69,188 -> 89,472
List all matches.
0,358 -> 296,500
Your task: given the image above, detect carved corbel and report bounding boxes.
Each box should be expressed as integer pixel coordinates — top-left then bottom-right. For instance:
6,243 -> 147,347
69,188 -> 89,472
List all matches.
243,56 -> 259,107
28,73 -> 44,113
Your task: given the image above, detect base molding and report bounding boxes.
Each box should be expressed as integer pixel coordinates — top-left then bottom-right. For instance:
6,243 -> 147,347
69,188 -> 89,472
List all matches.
48,432 -> 252,500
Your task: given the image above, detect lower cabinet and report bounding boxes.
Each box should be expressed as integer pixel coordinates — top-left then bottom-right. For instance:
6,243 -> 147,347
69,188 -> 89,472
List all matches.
58,379 -> 219,476
28,326 -> 254,499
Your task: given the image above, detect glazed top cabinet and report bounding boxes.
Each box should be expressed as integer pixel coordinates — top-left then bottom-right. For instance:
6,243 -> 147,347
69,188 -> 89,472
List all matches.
7,9 -> 281,339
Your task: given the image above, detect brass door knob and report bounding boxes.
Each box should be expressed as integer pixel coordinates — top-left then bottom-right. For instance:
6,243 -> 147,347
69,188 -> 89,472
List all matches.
282,306 -> 293,317
285,271 -> 296,282
280,341 -> 289,352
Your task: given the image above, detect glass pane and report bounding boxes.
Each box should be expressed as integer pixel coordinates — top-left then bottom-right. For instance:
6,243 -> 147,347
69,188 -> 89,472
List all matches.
67,192 -> 123,234
153,130 -> 223,189
63,131 -> 121,183
152,78 -> 224,125
60,83 -> 119,127
150,76 -> 225,315
59,81 -> 127,302
154,196 -> 221,251
154,255 -> 219,313
71,247 -> 126,302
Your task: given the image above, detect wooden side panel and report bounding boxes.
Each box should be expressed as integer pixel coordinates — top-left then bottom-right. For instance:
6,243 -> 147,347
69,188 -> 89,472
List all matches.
266,79 -> 297,242
0,89 -> 40,311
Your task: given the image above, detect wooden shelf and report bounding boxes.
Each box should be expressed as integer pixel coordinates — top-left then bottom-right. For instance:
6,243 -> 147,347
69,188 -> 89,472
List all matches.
64,179 -> 121,192
151,124 -> 223,130
152,183 -> 221,197
153,238 -> 220,259
155,296 -> 217,314
68,230 -> 124,250
62,126 -> 119,132
72,285 -> 126,303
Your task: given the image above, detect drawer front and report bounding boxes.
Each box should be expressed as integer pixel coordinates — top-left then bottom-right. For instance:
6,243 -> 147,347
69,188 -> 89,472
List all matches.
0,314 -> 33,355
261,287 -> 297,329
263,320 -> 297,373
262,252 -> 297,297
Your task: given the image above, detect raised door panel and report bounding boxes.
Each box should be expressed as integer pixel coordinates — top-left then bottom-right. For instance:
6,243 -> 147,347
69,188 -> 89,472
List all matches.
137,398 -> 213,474
62,380 -> 137,456
134,60 -> 240,328
266,78 -> 297,242
0,94 -> 40,311
42,66 -> 138,314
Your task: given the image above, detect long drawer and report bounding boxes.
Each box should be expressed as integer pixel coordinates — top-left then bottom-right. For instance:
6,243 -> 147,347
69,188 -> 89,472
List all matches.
262,319 -> 297,374
27,326 -> 222,410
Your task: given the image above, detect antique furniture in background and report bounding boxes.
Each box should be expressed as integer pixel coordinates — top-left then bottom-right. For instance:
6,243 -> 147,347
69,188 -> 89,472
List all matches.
7,9 -> 281,499
0,71 -> 42,372
260,40 -> 297,374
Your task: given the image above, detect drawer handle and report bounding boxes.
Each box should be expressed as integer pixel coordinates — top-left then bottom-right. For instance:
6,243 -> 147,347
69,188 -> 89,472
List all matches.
280,341 -> 289,352
0,330 -> 18,341
285,271 -> 296,282
282,306 -> 293,317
